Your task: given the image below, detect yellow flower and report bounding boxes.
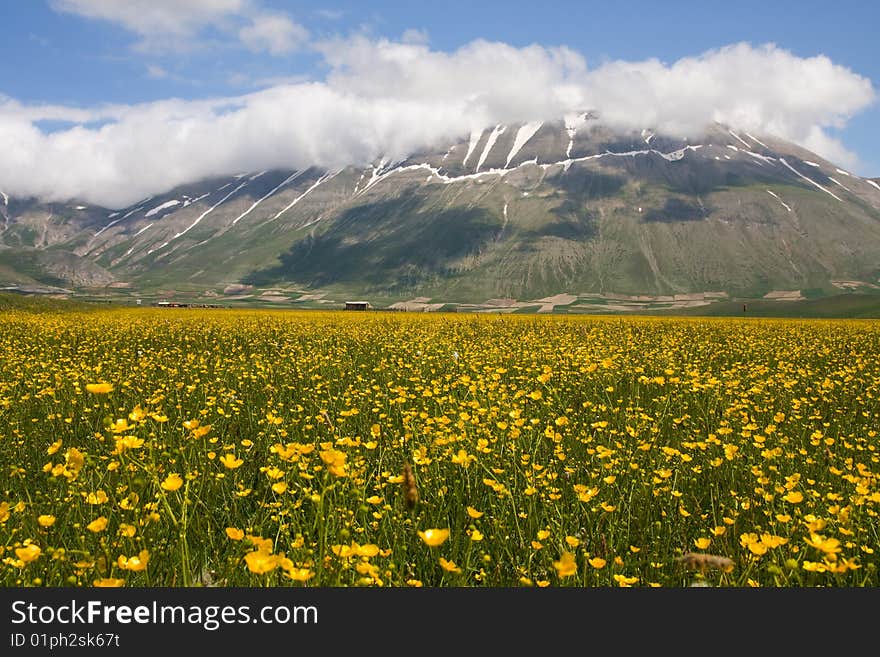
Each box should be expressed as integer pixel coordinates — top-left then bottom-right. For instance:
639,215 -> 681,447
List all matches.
160,474 -> 183,491
15,544 -> 42,564
109,418 -> 133,434
319,449 -> 348,477
85,490 -> 108,505
783,491 -> 804,504
226,527 -> 245,540
469,530 -> 484,541
439,557 -> 462,573
354,543 -> 380,557
47,439 -> 62,455
466,506 -> 484,519
331,542 -> 379,558
805,534 -> 842,556
244,550 -> 278,575
565,536 -> 580,548
694,537 -> 712,550
37,515 -> 56,528
117,550 -> 149,572
574,485 -> 598,503
802,560 -> 828,572
93,578 -> 125,587
283,566 -> 314,582
114,435 -> 144,452
588,557 -> 606,569
86,517 -> 108,533
66,448 -> 85,475
191,425 -> 211,439
0,502 -> 9,523
86,383 -> 114,394
760,534 -> 788,549
418,528 -> 450,547
740,533 -> 769,556
271,482 -> 288,494
247,535 -> 274,552
613,574 -> 639,587
553,551 -> 577,577
219,454 -> 244,469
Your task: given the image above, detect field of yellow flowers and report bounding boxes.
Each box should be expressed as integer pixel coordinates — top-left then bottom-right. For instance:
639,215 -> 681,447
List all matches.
0,308 -> 878,587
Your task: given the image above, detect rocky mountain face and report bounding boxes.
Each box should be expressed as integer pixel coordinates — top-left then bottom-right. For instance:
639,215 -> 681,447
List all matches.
2,117 -> 880,302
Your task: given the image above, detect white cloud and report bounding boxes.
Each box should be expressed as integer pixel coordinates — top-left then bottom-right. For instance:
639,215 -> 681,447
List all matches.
53,0 -> 246,49
52,0 -> 307,54
0,38 -> 874,207
239,13 -> 309,55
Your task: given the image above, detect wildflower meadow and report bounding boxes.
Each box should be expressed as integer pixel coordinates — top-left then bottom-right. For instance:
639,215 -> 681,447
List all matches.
1,309 -> 877,587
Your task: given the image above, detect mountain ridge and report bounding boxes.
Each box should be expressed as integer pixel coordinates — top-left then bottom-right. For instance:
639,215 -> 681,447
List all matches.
2,118 -> 880,305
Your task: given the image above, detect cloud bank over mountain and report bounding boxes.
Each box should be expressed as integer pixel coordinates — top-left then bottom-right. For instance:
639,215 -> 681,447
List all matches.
1,36 -> 874,207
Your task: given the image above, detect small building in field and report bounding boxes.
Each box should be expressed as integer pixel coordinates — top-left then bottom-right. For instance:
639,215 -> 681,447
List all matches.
344,301 -> 372,311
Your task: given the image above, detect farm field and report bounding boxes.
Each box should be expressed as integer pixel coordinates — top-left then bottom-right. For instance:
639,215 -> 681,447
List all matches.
0,308 -> 878,587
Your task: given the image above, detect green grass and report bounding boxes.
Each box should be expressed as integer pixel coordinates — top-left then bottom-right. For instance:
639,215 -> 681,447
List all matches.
657,293 -> 880,318
0,291 -> 95,313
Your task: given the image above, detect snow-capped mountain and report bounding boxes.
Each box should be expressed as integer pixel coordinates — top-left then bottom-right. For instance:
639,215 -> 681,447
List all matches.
3,117 -> 880,302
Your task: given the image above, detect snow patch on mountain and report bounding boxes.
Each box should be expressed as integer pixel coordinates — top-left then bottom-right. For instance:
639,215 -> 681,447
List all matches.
462,130 -> 483,168
779,158 -> 843,202
272,170 -> 341,221
164,180 -> 248,247
145,200 -> 180,217
744,151 -> 775,165
476,125 -> 507,172
728,130 -> 751,148
746,132 -> 769,149
364,145 -> 703,188
564,113 -> 589,157
232,170 -> 304,225
505,122 -> 543,167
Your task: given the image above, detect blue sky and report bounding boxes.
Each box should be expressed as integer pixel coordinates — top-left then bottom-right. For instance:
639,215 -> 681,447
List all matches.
2,0 -> 878,206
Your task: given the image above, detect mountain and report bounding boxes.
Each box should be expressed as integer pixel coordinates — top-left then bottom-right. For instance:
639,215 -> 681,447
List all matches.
3,117 -> 880,307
